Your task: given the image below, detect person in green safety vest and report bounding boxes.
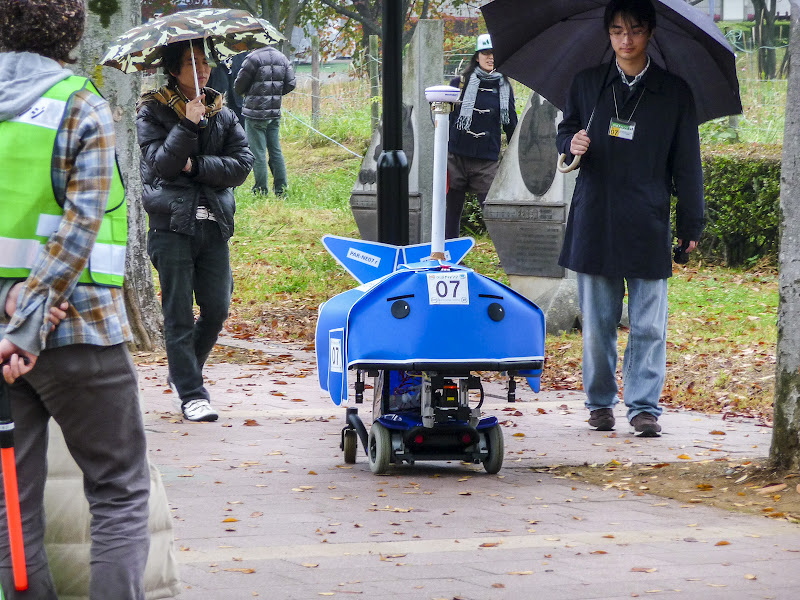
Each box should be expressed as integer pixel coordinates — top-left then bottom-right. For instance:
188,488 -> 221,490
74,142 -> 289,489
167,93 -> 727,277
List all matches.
0,1 -> 151,598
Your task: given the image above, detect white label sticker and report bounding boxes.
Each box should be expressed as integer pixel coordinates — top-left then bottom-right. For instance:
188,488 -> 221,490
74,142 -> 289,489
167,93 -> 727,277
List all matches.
346,248 -> 381,267
330,338 -> 343,373
427,272 -> 469,305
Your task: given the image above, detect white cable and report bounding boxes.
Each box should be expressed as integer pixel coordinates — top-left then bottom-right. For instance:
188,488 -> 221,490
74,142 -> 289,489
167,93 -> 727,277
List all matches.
283,109 -> 363,158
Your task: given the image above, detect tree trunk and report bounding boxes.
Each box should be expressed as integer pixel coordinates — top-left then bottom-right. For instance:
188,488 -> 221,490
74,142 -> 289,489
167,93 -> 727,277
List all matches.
753,0 -> 778,79
78,0 -> 164,351
770,1 -> 800,470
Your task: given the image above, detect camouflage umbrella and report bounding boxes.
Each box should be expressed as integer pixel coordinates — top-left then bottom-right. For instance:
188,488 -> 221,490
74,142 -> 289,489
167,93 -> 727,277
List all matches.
99,8 -> 284,74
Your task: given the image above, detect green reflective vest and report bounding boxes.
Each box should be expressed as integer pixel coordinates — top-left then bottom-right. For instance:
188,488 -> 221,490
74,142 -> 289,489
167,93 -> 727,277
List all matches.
0,76 -> 126,287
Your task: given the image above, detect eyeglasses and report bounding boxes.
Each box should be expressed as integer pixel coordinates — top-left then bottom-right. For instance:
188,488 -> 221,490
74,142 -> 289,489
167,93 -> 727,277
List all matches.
609,28 -> 648,39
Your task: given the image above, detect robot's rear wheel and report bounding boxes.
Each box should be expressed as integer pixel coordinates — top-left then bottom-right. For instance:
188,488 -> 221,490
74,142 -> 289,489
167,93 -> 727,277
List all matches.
483,425 -> 504,474
343,429 -> 357,464
368,422 -> 391,474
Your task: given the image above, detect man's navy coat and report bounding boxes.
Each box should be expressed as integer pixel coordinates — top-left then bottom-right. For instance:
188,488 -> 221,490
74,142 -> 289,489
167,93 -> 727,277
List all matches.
556,60 -> 705,280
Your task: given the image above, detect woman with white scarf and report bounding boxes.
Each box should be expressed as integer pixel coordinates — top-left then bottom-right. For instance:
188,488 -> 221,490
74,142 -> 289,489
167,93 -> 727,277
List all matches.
445,34 -> 517,239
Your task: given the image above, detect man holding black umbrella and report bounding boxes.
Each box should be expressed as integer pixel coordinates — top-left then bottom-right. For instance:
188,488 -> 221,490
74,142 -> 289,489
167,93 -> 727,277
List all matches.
556,0 -> 705,437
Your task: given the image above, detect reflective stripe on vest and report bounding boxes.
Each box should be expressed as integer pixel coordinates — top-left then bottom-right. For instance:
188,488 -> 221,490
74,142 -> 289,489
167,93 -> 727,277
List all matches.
0,76 -> 126,287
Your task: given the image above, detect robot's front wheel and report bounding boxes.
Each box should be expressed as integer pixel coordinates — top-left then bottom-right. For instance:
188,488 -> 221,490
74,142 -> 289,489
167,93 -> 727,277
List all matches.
483,425 -> 504,474
368,422 -> 391,474
343,429 -> 357,464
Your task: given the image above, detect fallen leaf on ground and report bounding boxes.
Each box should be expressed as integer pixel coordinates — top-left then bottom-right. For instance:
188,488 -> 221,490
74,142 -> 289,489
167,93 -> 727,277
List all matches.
631,567 -> 657,573
756,483 -> 787,495
715,540 -> 731,546
223,568 -> 254,573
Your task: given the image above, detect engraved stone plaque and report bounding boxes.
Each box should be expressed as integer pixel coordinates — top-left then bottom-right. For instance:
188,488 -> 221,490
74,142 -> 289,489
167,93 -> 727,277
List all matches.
490,221 -> 565,278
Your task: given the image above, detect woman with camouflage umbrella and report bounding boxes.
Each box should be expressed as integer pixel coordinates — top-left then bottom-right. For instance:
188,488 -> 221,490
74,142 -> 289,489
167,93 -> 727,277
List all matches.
136,40 -> 253,422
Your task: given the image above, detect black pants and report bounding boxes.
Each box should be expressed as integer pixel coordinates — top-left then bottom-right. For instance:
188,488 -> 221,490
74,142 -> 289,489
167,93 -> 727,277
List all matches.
147,220 -> 233,402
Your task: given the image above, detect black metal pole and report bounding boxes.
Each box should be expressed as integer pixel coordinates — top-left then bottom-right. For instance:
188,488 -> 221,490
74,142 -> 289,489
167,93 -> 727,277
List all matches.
376,0 -> 409,245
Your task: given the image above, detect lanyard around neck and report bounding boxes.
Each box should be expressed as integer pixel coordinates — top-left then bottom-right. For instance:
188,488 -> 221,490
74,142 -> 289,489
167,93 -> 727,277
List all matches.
612,84 -> 644,123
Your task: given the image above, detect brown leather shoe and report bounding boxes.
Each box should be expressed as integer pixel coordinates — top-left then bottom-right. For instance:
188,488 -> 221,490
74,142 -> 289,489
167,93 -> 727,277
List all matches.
630,413 -> 662,437
588,408 -> 615,431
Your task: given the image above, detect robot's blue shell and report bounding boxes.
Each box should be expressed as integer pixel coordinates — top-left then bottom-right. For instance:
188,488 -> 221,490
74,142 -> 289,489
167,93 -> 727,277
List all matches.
316,262 -> 545,405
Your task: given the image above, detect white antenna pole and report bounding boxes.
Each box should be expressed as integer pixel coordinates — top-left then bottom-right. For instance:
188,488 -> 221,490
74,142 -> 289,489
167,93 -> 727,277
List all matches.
425,86 -> 460,261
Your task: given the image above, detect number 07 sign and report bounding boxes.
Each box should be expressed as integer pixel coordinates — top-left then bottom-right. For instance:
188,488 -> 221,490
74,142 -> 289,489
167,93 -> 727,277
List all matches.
426,272 -> 469,305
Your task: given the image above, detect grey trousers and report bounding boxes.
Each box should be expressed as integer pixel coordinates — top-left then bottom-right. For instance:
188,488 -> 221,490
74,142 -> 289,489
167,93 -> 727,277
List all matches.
0,343 -> 150,599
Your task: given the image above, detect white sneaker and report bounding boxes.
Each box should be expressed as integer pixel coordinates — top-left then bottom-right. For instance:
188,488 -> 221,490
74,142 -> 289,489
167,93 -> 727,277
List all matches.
181,399 -> 219,422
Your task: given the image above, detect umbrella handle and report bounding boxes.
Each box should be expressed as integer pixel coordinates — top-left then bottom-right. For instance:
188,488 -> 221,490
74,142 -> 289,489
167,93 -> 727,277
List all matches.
557,153 -> 581,173
0,382 -> 27,591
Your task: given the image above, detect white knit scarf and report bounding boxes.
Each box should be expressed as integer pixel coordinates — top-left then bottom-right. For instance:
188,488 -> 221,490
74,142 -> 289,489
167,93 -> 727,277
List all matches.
455,66 -> 510,132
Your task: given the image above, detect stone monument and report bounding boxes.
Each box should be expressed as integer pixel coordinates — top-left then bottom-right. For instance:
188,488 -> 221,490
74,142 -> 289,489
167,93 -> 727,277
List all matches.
349,20 -> 443,243
482,94 -> 582,334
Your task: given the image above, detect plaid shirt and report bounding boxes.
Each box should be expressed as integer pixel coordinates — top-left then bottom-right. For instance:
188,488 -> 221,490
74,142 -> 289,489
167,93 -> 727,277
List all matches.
0,87 -> 132,352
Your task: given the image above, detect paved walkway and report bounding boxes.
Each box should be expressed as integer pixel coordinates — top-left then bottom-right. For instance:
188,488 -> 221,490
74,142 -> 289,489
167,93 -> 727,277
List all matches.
139,337 -> 798,600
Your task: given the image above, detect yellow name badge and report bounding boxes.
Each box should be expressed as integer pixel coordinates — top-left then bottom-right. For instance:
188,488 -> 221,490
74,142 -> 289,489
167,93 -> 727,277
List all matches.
608,118 -> 636,141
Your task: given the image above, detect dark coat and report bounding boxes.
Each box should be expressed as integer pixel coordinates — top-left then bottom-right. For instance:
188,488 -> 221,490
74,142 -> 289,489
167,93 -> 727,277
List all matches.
556,61 -> 704,279
234,46 -> 296,120
136,89 -> 254,240
448,74 -> 517,161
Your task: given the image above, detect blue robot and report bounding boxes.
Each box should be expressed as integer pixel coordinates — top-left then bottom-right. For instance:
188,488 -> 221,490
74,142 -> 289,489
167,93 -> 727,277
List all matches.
316,235 -> 545,474
315,81 -> 545,474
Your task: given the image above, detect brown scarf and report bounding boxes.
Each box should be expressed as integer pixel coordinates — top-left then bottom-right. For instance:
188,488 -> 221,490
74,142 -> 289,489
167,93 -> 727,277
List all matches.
136,84 -> 223,127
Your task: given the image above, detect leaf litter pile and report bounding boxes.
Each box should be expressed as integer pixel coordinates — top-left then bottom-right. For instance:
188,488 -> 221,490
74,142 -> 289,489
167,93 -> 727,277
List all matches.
548,459 -> 800,524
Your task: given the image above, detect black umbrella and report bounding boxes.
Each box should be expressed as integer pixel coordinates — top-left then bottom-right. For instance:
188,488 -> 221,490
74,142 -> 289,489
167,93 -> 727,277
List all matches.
482,0 -> 742,125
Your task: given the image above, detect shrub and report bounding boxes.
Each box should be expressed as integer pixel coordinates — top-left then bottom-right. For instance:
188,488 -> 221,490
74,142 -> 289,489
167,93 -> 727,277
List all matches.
695,145 -> 782,266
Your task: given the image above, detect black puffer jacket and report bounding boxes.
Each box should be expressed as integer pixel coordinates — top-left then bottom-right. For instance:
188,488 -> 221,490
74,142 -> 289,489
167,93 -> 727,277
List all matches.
234,46 -> 296,120
136,89 -> 254,240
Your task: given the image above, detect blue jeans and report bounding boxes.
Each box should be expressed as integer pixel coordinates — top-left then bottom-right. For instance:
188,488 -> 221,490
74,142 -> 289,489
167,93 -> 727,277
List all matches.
577,273 -> 668,421
147,221 -> 233,402
244,117 -> 287,195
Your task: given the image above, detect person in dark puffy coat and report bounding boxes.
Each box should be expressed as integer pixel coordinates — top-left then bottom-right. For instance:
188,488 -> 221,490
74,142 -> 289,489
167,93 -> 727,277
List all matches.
136,40 -> 253,422
445,33 -> 517,239
234,45 -> 296,196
